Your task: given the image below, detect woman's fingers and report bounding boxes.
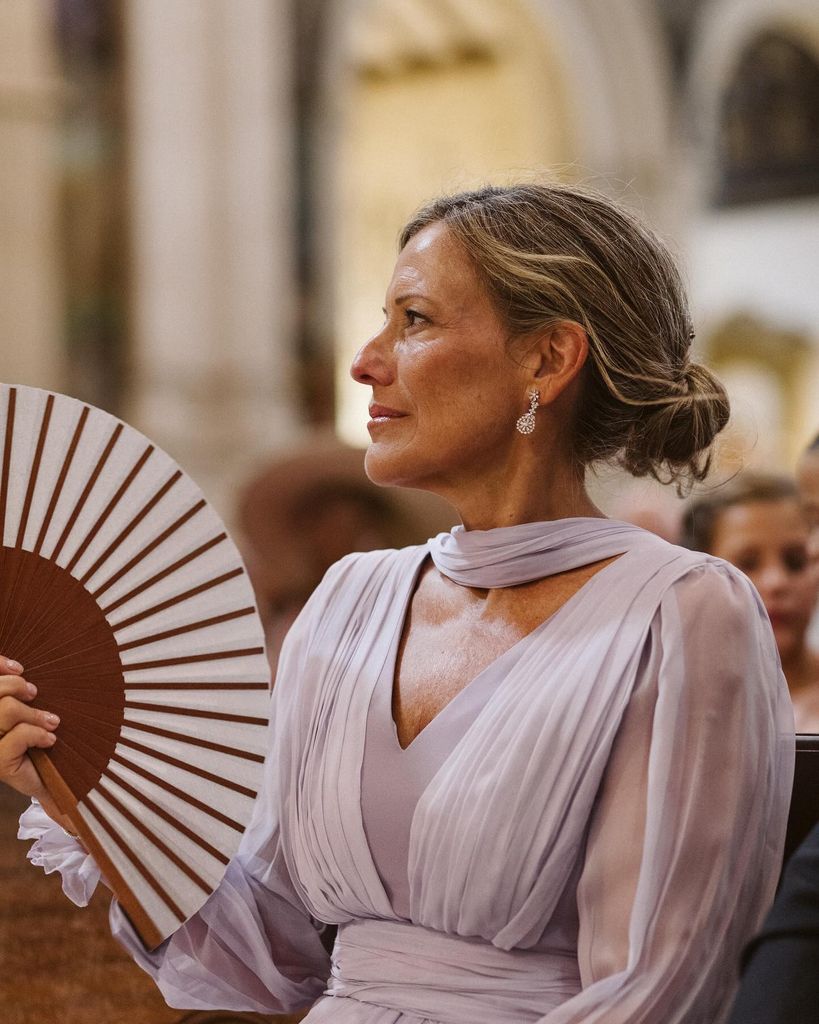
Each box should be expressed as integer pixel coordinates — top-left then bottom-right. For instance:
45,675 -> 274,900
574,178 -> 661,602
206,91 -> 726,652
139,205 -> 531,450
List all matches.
0,694 -> 59,736
0,656 -> 60,801
0,656 -> 37,704
0,722 -> 57,799
0,674 -> 37,703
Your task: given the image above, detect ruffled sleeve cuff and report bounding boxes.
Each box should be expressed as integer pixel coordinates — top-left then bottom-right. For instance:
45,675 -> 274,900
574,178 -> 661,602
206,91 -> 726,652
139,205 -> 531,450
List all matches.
18,799 -> 101,907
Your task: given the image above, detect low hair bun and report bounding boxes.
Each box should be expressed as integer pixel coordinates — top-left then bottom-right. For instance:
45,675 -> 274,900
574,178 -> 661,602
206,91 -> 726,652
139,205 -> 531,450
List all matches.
621,362 -> 730,487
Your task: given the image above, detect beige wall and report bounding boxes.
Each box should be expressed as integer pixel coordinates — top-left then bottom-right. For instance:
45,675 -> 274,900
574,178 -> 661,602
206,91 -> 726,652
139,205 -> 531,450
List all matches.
124,0 -> 300,517
0,0 -> 63,391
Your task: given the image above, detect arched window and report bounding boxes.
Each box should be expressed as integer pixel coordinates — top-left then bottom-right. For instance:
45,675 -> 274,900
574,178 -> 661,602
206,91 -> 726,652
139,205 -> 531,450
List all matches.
716,32 -> 819,205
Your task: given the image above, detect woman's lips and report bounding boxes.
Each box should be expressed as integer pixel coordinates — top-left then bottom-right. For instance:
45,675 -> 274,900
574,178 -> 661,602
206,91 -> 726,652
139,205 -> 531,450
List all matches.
368,404 -> 407,426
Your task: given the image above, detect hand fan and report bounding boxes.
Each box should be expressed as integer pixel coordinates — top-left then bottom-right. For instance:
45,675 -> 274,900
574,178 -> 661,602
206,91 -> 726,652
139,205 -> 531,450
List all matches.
0,383 -> 270,949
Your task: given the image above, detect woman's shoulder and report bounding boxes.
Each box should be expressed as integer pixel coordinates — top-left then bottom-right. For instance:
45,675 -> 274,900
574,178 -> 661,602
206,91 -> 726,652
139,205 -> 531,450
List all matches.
625,526 -> 760,601
285,543 -> 427,639
318,542 -> 428,593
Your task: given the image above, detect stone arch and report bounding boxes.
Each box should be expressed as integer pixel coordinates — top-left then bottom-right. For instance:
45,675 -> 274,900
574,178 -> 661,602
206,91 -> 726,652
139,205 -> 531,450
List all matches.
688,0 -> 819,202
704,313 -> 814,468
716,31 -> 819,205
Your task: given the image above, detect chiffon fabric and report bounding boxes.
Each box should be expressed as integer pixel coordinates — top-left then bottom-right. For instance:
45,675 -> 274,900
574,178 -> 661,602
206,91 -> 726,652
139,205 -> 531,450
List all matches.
20,518 -> 794,1023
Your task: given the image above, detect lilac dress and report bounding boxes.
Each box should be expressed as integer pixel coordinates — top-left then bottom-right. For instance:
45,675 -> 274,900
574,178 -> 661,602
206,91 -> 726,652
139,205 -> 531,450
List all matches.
20,519 -> 794,1023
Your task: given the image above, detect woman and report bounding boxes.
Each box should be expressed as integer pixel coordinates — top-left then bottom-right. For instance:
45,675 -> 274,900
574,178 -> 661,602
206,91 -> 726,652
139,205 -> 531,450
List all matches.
682,473 -> 819,732
2,184 -> 793,1022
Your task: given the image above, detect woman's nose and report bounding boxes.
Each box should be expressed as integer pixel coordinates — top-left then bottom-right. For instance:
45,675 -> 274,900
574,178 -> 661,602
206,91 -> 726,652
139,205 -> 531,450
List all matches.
350,328 -> 394,387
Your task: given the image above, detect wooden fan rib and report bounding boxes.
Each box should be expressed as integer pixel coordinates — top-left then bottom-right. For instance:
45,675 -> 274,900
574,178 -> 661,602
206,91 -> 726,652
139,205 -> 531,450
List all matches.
79,469 -> 182,585
34,404 -> 90,555
9,548 -> 99,655
96,777 -> 214,893
83,792 -> 187,925
22,605 -> 121,669
50,422 -> 123,563
117,606 -> 255,653
15,393 -> 54,549
122,720 -> 265,764
42,708 -> 123,749
46,732 -> 106,797
0,386 -> 16,541
26,681 -> 268,696
109,567 -> 245,631
0,539 -> 38,655
104,764 -> 230,866
118,735 -> 257,798
124,701 -> 268,726
65,443 -> 154,574
123,647 -> 265,672
93,501 -> 210,603
39,693 -> 123,719
125,682 -> 268,691
26,646 -> 123,674
29,748 -> 164,949
110,750 -> 245,831
51,715 -> 120,759
7,524 -> 112,651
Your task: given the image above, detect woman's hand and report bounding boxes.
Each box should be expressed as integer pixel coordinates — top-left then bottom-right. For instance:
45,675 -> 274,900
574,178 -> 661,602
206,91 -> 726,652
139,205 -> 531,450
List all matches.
0,655 -> 77,832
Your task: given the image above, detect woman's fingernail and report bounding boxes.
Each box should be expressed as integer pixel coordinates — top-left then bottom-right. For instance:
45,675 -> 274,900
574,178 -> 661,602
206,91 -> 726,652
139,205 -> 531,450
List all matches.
26,682 -> 37,697
45,713 -> 60,726
47,733 -> 57,744
6,659 -> 23,672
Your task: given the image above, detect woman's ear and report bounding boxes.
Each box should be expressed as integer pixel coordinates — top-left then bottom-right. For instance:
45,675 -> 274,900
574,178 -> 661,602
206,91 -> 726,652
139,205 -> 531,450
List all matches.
528,322 -> 589,404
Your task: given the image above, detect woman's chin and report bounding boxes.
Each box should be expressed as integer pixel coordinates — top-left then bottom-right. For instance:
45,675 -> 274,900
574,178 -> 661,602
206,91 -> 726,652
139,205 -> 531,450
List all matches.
363,445 -> 402,487
364,444 -> 426,490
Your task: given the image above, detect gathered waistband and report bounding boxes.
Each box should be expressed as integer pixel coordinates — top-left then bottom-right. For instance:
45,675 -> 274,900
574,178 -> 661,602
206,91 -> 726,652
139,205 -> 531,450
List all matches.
327,918 -> 580,1024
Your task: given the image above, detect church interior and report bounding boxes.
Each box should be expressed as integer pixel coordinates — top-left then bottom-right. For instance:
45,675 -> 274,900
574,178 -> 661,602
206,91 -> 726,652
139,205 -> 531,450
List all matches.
1,1 -> 818,1021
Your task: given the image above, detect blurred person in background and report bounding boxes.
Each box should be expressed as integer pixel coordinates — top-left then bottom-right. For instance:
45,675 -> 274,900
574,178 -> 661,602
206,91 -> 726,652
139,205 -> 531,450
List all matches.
236,434 -> 454,671
682,473 -> 819,731
726,439 -> 819,1024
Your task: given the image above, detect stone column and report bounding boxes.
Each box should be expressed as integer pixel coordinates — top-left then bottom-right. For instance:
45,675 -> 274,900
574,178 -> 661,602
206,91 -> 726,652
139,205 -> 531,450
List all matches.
124,0 -> 299,518
0,0 -> 64,390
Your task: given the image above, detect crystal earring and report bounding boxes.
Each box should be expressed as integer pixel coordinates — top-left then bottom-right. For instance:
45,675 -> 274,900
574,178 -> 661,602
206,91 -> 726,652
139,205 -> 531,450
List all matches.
515,391 -> 539,435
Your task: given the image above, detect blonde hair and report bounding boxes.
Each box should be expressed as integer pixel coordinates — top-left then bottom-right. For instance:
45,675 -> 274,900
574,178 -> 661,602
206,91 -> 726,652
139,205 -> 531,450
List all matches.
400,183 -> 730,490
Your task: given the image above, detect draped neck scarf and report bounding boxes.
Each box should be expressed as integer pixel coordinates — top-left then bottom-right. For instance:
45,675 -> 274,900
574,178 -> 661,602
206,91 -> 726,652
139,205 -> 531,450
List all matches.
428,517 -> 647,588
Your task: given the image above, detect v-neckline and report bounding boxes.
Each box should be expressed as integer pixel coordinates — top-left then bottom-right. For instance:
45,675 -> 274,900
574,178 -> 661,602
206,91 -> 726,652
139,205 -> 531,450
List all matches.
385,544 -> 628,754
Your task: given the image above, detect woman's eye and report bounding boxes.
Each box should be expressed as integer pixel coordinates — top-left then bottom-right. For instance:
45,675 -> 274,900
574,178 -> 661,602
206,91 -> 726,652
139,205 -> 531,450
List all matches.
404,309 -> 425,327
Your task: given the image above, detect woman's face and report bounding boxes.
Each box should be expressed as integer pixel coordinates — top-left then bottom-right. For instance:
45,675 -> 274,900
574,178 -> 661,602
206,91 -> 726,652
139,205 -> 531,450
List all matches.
350,221 -> 529,493
710,497 -> 818,661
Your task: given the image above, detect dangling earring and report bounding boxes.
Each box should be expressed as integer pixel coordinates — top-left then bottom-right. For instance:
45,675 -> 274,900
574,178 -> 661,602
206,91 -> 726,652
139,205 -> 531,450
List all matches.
515,391 -> 539,435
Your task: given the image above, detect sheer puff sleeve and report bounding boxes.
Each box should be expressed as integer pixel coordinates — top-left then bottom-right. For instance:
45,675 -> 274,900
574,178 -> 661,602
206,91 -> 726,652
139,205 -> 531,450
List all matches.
108,605 -> 331,1013
541,560 -> 795,1023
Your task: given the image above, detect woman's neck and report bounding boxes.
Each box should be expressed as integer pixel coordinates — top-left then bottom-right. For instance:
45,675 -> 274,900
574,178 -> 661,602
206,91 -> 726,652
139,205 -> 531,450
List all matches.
433,451 -> 603,532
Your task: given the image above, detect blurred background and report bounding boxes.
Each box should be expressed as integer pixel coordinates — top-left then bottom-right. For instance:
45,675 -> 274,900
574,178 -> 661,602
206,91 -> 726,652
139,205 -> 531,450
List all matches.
1,0 -> 818,520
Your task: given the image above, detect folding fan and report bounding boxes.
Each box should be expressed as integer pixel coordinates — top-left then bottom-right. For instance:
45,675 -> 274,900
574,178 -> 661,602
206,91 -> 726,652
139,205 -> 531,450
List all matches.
0,383 -> 271,949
